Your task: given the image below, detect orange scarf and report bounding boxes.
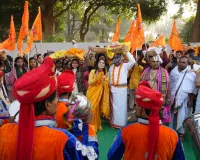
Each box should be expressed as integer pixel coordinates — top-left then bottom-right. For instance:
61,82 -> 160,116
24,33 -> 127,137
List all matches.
112,64 -> 123,86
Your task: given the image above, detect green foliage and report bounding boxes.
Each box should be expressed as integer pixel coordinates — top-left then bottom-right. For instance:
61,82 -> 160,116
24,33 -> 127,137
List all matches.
1,0 -> 196,42
44,35 -> 65,42
180,16 -> 195,42
0,0 -> 37,41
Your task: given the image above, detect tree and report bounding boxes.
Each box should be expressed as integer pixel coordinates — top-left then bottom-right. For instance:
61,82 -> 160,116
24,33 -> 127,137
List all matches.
0,0 -> 37,41
192,0 -> 200,42
29,0 -> 83,38
172,0 -> 200,42
78,0 -> 167,41
180,16 -> 195,42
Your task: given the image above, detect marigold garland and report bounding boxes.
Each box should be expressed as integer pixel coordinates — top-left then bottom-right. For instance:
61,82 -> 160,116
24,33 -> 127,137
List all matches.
112,63 -> 123,86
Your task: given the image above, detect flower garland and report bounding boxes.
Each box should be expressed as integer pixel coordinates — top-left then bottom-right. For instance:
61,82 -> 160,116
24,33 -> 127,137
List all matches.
112,64 -> 123,86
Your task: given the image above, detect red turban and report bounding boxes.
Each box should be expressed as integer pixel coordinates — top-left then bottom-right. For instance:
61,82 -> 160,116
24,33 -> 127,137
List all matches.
13,57 -> 57,160
57,70 -> 75,96
0,70 -> 4,78
135,81 -> 163,160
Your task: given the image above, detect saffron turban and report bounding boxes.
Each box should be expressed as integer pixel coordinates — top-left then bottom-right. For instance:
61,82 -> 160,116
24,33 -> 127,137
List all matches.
135,81 -> 163,160
13,57 -> 57,160
57,70 -> 75,96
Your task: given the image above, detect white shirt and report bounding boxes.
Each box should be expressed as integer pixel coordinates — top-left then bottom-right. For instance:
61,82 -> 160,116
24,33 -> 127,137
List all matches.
72,69 -> 78,95
109,52 -> 135,85
170,66 -> 188,98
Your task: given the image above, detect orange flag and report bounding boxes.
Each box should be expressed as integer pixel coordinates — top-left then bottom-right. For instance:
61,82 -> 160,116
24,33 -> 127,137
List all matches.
131,3 -> 145,53
124,20 -> 135,42
169,21 -> 184,51
150,35 -> 166,47
112,18 -> 120,42
24,7 -> 42,54
0,16 -> 16,51
18,1 -> 29,54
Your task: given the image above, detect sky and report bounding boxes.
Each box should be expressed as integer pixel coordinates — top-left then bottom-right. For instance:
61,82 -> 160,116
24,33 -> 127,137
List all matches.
168,0 -> 196,18
143,0 -> 196,40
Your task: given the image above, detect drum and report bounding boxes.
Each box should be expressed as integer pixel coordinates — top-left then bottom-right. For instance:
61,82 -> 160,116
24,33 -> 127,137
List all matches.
69,94 -> 91,119
9,100 -> 20,122
183,113 -> 200,153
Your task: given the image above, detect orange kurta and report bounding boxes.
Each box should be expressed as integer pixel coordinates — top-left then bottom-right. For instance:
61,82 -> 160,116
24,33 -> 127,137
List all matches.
122,123 -> 178,160
0,123 -> 68,160
56,101 -> 70,129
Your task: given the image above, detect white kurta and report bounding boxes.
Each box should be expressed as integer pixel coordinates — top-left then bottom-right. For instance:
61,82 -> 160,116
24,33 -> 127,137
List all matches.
175,71 -> 197,133
170,66 -> 189,101
72,69 -> 78,95
109,52 -> 135,127
195,89 -> 200,113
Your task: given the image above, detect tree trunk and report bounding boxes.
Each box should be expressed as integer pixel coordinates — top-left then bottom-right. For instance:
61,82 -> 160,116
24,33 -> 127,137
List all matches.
192,0 -> 200,42
100,29 -> 105,42
66,11 -> 71,41
42,0 -> 55,39
80,32 -> 86,42
43,17 -> 55,39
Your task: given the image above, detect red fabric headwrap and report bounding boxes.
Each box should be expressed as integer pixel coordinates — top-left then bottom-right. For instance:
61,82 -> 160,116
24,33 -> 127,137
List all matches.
135,81 -> 163,160
0,70 -> 4,78
57,70 -> 75,96
13,57 -> 57,160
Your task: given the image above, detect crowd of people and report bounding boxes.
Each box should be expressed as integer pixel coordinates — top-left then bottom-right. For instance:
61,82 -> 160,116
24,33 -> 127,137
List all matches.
0,41 -> 199,159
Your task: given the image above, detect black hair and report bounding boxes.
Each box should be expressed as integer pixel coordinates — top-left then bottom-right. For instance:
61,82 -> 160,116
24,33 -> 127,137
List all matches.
144,108 -> 161,118
29,57 -> 37,62
34,90 -> 57,116
6,55 -> 13,62
185,49 -> 195,55
142,43 -> 149,49
94,58 -> 107,75
95,53 -> 109,71
65,60 -> 72,70
37,54 -> 42,59
137,50 -> 143,57
44,53 -> 50,58
0,60 -> 4,67
29,57 -> 38,69
59,92 -> 72,98
185,51 -> 194,59
144,108 -> 151,116
71,59 -> 80,70
55,60 -> 62,64
14,57 -> 24,68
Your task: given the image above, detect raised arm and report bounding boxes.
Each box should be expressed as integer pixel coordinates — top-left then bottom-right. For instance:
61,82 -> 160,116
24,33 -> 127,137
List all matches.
122,45 -> 135,70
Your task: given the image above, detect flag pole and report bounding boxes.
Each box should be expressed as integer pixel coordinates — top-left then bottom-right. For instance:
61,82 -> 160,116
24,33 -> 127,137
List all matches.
136,48 -> 138,59
28,52 -> 30,69
40,40 -> 42,54
12,51 -> 14,69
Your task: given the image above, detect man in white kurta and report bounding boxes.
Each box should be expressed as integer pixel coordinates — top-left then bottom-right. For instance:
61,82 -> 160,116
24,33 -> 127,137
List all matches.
170,57 -> 197,135
109,46 -> 135,128
170,56 -> 189,103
